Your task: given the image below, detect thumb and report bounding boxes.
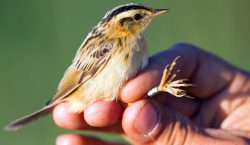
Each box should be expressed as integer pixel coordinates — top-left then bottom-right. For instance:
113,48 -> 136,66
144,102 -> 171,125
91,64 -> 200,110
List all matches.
122,99 -> 244,145
122,99 -> 199,144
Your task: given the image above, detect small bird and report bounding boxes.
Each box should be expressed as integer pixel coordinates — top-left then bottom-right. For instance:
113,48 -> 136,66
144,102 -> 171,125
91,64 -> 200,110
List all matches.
5,3 -> 190,131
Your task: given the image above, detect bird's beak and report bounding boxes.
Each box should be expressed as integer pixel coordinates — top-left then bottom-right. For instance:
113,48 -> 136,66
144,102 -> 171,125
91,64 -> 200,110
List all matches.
152,9 -> 170,17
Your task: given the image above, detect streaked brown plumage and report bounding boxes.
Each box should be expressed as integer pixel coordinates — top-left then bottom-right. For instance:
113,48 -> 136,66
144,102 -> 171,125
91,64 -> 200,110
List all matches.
5,3 -> 190,131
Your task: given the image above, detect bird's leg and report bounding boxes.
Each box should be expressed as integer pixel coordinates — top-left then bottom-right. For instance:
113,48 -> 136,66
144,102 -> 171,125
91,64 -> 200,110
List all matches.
147,56 -> 193,98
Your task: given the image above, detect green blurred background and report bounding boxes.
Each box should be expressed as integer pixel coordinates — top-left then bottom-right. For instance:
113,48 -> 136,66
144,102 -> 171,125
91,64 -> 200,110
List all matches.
1,0 -> 250,144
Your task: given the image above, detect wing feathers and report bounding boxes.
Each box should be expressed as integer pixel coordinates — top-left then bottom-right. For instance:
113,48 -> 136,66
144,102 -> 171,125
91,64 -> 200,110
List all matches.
47,39 -> 114,105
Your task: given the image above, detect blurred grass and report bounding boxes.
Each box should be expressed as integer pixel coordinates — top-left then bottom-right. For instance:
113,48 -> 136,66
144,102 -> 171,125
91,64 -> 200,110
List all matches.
0,0 -> 250,144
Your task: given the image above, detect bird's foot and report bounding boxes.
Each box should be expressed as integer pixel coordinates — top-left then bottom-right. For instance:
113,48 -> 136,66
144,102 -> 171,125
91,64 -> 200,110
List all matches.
147,56 -> 193,98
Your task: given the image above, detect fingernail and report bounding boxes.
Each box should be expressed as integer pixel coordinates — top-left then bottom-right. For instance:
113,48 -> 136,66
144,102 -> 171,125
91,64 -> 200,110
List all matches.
134,102 -> 160,135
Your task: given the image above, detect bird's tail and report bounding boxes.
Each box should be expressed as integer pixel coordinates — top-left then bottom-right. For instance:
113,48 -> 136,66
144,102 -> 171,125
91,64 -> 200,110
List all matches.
4,104 -> 55,131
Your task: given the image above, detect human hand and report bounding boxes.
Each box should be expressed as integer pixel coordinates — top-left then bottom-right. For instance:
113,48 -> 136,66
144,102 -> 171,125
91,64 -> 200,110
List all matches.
53,43 -> 250,145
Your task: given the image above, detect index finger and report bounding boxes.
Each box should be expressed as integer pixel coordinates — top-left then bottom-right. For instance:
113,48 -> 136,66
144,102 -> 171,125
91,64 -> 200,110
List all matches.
119,43 -> 237,103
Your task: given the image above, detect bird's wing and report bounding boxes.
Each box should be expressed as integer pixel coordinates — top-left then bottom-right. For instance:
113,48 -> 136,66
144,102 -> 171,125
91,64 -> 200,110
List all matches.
46,38 -> 114,105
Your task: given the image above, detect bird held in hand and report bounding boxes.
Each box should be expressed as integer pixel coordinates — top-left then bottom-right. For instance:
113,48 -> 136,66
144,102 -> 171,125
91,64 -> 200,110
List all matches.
5,3 -> 190,131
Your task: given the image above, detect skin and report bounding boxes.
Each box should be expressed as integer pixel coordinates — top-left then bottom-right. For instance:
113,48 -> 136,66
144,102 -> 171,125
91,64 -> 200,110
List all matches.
53,43 -> 250,145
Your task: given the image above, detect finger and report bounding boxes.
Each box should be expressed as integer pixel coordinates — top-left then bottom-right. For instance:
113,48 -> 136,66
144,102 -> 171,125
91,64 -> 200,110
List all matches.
205,129 -> 250,144
53,101 -> 124,131
222,102 -> 250,131
56,134 -> 124,145
120,47 -> 189,103
84,100 -> 124,127
122,99 -> 248,145
153,92 -> 199,117
224,129 -> 250,139
53,102 -> 90,130
122,99 -> 196,144
120,43 -> 238,103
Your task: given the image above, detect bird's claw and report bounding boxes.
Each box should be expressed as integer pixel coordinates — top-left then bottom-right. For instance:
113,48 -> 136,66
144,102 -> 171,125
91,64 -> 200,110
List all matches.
147,57 -> 193,98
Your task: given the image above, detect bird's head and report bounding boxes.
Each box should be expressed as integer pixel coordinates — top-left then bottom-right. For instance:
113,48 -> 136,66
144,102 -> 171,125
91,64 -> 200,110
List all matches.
100,3 -> 170,38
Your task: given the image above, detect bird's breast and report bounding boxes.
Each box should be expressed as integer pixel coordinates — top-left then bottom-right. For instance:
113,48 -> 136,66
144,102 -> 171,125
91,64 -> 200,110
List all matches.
84,37 -> 148,101
67,37 -> 148,113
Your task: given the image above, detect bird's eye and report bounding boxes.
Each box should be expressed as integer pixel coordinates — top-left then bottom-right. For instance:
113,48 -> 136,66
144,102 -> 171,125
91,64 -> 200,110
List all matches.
134,14 -> 143,20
